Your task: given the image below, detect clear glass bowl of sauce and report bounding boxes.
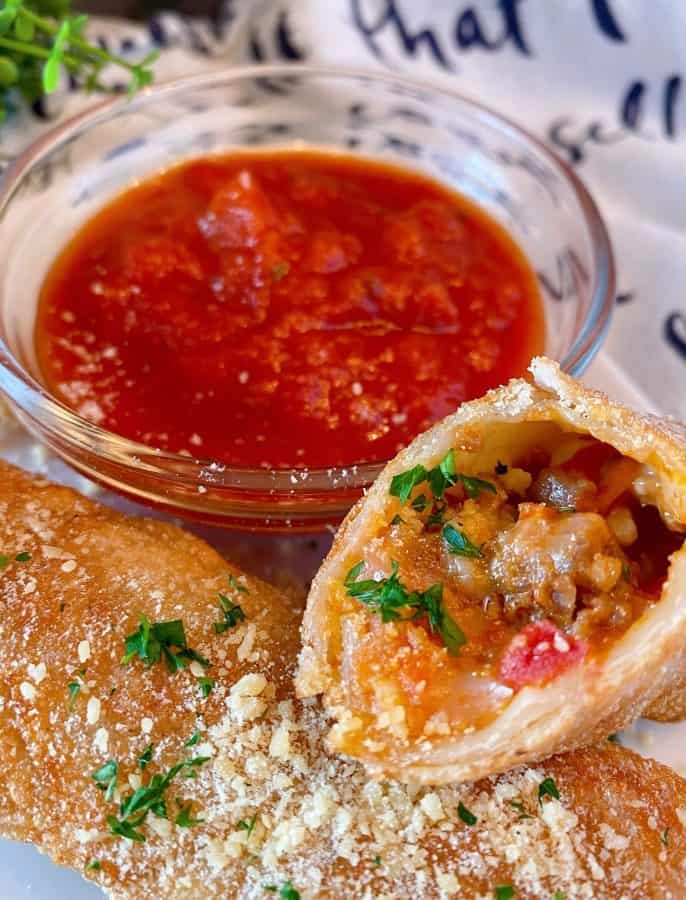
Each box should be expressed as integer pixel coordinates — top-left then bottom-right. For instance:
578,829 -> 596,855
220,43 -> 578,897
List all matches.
0,65 -> 615,530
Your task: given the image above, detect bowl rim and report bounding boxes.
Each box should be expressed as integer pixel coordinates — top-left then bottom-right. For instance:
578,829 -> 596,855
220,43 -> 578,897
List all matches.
0,62 -> 616,498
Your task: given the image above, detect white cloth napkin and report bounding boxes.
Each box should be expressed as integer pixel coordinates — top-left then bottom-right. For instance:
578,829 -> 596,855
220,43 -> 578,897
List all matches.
1,0 -> 684,414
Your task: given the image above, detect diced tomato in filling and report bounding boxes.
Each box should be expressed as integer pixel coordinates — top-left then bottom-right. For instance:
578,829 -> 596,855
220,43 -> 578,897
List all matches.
499,620 -> 587,689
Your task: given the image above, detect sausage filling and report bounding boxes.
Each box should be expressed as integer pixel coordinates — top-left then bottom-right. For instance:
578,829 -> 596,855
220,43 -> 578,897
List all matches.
337,437 -> 683,746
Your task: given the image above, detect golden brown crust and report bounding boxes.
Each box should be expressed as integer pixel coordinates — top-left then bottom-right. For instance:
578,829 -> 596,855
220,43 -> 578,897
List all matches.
296,357 -> 686,783
2,461 -> 686,897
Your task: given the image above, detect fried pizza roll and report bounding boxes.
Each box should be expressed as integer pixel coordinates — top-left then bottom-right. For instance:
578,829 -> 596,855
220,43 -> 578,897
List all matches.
1,461 -> 686,898
297,358 -> 686,783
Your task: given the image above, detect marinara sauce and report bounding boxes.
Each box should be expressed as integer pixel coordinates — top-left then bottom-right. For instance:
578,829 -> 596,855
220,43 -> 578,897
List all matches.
35,151 -> 544,468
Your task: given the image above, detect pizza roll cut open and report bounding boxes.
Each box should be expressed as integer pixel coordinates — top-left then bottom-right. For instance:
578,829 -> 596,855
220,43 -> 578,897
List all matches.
297,357 -> 686,784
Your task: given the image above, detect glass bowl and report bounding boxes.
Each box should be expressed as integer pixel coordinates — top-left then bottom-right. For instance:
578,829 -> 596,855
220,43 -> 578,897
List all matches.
0,65 -> 615,531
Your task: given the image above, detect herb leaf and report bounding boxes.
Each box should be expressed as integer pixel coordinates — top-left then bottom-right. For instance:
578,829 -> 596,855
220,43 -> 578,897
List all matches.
185,731 -> 200,747
279,883 -> 300,900
236,814 -> 257,837
85,858 -> 101,872
390,464 -> 427,504
67,681 -> 80,709
175,801 -> 203,827
443,523 -> 482,558
391,449 -> 495,505
138,744 -> 153,771
215,594 -> 246,634
122,614 -> 209,674
495,888 -> 514,900
199,676 -> 215,698
108,814 -> 145,842
538,777 -> 560,804
92,760 -> 119,803
457,801 -> 477,825
344,561 -> 466,655
15,551 -> 31,561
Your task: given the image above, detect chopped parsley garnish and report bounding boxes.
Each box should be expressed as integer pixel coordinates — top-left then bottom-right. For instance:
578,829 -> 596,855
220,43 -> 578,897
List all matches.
272,261 -> 290,282
344,561 -> 466,655
661,827 -> 670,847
495,461 -> 508,475
509,800 -> 533,820
390,449 -> 496,505
67,681 -> 81,709
553,893 -> 566,900
185,731 -> 201,747
108,815 -> 145,842
229,574 -> 249,594
607,732 -> 621,744
390,464 -> 427,504
104,754 -> 210,842
175,800 -> 204,827
215,594 -> 246,634
390,514 -> 405,526
457,801 -> 477,825
538,777 -> 560,804
122,614 -> 209,674
495,887 -> 514,900
443,523 -> 482,558
0,551 -> 31,569
138,744 -> 153,770
92,760 -> 119,803
85,858 -> 101,872
372,854 -> 382,866
199,676 -> 215,698
264,888 -> 278,894
621,561 -> 632,582
279,883 -> 300,900
237,814 -> 257,837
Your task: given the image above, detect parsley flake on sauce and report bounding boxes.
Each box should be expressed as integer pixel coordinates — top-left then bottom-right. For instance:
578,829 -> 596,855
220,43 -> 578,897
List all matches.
271,261 -> 290,282
185,731 -> 201,747
538,777 -> 560,804
279,883 -> 300,900
85,859 -> 101,872
457,801 -> 477,825
344,560 -> 466,655
390,449 -> 496,504
122,614 -> 209,674
443,523 -> 483,558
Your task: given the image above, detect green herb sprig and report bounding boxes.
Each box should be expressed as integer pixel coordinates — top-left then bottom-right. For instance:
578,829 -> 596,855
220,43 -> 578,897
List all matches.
0,0 -> 158,124
102,753 -> 210,842
122,614 -> 209,675
344,560 -> 466,655
390,449 -> 496,504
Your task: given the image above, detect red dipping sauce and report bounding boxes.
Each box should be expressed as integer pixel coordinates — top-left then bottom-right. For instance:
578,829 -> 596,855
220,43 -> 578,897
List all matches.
35,151 -> 544,469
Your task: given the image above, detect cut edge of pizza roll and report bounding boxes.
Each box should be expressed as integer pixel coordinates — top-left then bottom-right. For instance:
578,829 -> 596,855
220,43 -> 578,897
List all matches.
296,356 -> 686,784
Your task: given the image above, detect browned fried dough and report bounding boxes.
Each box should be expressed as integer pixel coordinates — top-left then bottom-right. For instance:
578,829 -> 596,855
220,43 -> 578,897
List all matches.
0,460 -> 685,899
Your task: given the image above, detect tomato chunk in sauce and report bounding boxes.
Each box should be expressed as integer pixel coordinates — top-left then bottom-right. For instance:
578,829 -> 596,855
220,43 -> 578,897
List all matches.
35,151 -> 544,469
